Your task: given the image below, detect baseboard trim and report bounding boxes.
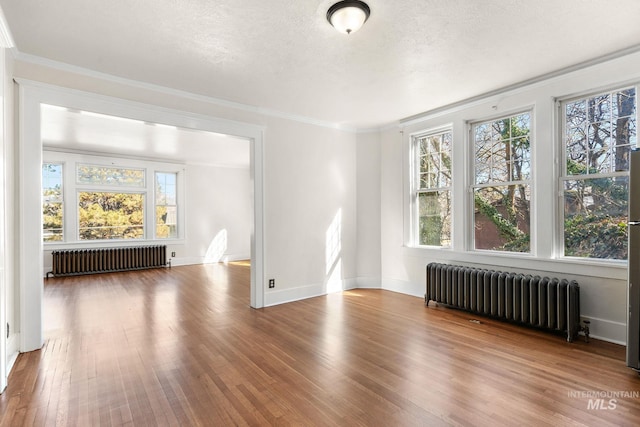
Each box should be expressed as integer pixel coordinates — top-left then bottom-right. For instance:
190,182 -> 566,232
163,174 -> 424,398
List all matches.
381,277 -> 424,298
168,254 -> 251,267
380,277 -> 627,345
579,316 -> 626,346
264,278 -> 359,307
6,332 -> 19,376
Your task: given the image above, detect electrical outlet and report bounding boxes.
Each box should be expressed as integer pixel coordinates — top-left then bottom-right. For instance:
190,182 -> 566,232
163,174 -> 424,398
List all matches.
269,279 -> 275,289
171,251 -> 176,257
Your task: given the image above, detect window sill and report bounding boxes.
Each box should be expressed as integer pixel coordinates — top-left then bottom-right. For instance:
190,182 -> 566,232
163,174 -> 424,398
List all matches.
43,239 -> 185,251
402,246 -> 627,280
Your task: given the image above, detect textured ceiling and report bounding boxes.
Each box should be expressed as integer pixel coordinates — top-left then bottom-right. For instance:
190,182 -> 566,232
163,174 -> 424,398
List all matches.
3,0 -> 640,128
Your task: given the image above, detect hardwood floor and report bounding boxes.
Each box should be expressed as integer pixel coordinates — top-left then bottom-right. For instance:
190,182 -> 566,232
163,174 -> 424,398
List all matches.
1,263 -> 640,426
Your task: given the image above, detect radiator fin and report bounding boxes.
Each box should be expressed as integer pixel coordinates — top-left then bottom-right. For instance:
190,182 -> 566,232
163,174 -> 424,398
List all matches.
48,245 -> 168,277
425,263 -> 580,342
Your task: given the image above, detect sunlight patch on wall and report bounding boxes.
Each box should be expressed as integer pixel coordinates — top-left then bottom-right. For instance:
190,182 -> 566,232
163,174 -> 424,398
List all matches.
204,229 -> 228,263
325,209 -> 342,293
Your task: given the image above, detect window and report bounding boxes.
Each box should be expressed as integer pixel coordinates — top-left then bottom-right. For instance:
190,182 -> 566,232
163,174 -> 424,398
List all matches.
77,165 -> 145,186
76,164 -> 146,241
413,130 -> 452,247
42,163 -> 64,241
42,153 -> 183,243
561,87 -> 636,260
472,112 -> 531,253
155,172 -> 178,239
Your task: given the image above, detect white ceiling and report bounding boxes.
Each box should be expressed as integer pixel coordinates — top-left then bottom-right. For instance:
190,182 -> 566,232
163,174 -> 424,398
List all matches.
3,1 -> 640,130
41,105 -> 250,167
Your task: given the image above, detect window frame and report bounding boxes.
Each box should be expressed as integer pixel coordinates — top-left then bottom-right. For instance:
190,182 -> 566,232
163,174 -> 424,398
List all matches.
410,127 -> 453,248
42,162 -> 65,242
469,109 -> 533,254
42,151 -> 185,246
154,171 -> 179,239
558,85 -> 637,262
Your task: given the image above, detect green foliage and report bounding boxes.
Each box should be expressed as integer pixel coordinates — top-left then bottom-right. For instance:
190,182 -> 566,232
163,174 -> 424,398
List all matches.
78,192 -> 144,240
474,190 -> 529,253
419,215 -> 443,246
155,205 -> 172,239
564,214 -> 628,260
43,201 -> 63,241
474,193 -> 522,240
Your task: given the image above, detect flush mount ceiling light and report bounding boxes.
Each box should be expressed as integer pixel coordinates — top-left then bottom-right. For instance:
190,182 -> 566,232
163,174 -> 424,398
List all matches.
327,1 -> 370,34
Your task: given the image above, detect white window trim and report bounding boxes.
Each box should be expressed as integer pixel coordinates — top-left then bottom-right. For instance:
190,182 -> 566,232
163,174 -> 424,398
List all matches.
154,170 -> 179,239
556,84 -> 638,262
469,109 -> 534,255
43,150 -> 185,247
410,128 -> 453,248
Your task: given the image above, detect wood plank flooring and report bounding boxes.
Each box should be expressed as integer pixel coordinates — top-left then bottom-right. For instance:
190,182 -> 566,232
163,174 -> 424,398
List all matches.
1,262 -> 640,426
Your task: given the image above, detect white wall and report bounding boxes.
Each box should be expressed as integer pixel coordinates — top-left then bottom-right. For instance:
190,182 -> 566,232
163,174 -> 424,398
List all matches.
379,51 -> 640,345
356,131 -> 382,288
262,117 -> 357,305
182,164 -> 252,265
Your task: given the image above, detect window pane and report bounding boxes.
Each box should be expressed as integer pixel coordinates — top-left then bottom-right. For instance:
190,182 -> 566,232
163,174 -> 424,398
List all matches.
156,206 -> 177,239
418,191 -> 451,247
474,185 -> 530,252
43,163 -> 63,241
43,163 -> 63,201
156,172 -> 177,204
77,165 -> 145,187
78,192 -> 144,240
417,134 -> 451,190
563,177 -> 628,260
155,172 -> 178,239
474,112 -> 531,185
566,88 -> 636,176
43,202 -> 63,242
415,130 -> 452,247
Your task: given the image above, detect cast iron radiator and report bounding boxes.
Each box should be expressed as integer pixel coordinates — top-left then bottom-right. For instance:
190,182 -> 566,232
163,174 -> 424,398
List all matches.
425,262 -> 583,342
47,245 -> 168,278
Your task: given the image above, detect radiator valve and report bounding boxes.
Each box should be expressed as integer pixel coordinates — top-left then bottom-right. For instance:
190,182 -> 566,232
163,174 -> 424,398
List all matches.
581,320 -> 591,343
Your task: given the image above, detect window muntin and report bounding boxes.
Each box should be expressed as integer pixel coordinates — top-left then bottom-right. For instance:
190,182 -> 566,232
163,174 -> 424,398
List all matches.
414,130 -> 452,247
43,163 -> 64,242
472,112 -> 531,253
155,172 -> 178,239
76,164 -> 145,187
561,87 -> 636,260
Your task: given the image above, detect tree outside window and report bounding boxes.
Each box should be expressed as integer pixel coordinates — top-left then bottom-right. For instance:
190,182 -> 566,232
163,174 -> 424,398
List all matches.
472,112 -> 531,253
562,88 -> 636,260
414,130 -> 452,247
155,172 -> 178,239
43,163 -> 64,241
78,191 -> 145,240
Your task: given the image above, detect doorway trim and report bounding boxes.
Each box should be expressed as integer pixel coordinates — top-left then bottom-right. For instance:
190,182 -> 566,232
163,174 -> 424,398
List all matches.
17,79 -> 265,351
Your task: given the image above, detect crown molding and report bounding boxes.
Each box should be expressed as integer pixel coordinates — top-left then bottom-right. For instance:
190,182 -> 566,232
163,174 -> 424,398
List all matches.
400,44 -> 640,128
14,51 -> 358,133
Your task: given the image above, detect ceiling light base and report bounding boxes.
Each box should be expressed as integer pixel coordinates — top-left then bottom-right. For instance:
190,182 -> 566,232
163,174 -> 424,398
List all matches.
327,1 -> 370,35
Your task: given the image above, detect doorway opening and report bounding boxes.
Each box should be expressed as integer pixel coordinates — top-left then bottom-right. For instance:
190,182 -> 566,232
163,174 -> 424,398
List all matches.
18,82 -> 265,352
